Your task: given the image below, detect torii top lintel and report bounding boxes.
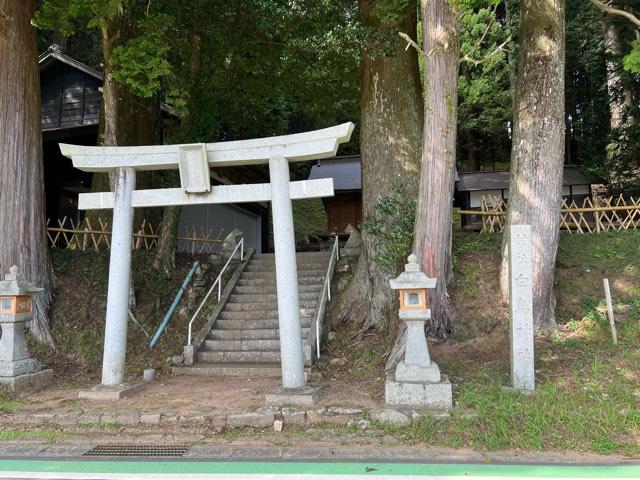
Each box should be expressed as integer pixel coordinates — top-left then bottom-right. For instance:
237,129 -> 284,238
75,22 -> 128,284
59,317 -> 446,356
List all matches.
59,122 -> 354,173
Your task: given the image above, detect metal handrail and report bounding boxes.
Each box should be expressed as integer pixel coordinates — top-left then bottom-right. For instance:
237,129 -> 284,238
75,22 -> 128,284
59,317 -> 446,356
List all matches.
314,235 -> 340,358
187,237 -> 244,345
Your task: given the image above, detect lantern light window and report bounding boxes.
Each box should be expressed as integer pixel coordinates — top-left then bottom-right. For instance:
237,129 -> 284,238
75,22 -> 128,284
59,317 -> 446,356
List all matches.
0,297 -> 14,313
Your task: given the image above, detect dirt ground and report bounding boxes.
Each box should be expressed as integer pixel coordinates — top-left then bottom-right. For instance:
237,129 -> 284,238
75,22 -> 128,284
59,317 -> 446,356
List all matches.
16,367 -> 382,416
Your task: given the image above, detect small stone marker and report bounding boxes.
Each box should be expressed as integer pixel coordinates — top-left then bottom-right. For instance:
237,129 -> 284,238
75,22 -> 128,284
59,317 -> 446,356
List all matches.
509,225 -> 535,391
143,368 -> 155,382
341,224 -> 362,257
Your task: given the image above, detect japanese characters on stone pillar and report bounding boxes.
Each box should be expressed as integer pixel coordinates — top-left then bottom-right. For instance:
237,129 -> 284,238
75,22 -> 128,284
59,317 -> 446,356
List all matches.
509,224 -> 535,391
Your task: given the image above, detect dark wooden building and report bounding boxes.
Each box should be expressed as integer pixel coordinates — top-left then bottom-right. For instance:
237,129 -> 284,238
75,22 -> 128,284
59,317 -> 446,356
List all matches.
308,155 -> 362,236
39,45 -> 270,253
40,46 -> 102,222
39,45 -> 178,223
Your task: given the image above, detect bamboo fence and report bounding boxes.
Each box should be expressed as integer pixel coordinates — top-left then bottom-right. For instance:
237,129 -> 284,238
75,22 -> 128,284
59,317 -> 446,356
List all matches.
46,217 -> 224,254
459,195 -> 640,233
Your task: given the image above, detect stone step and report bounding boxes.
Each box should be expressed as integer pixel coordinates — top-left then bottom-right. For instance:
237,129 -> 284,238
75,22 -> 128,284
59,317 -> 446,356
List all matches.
254,252 -> 329,259
245,263 -> 327,271
241,271 -> 326,280
225,301 -> 317,312
203,338 -> 310,351
237,277 -> 323,286
228,292 -> 319,303
173,363 -> 282,377
233,285 -> 322,295
218,309 -> 315,321
216,319 -> 312,330
209,328 -> 310,340
198,350 -> 281,363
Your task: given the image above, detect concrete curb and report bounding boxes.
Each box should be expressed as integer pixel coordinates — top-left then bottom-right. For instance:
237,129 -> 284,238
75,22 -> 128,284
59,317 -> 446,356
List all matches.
0,406 -> 381,431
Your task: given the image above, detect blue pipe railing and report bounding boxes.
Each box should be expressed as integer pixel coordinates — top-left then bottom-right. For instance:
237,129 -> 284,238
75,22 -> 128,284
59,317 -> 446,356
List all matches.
149,260 -> 199,348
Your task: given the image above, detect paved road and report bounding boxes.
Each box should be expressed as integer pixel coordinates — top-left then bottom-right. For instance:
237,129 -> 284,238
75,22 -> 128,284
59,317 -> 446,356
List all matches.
0,459 -> 639,479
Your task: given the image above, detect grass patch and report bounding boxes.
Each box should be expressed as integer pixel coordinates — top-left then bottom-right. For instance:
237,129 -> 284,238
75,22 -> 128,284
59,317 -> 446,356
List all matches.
428,229 -> 640,454
0,401 -> 22,413
0,429 -> 57,443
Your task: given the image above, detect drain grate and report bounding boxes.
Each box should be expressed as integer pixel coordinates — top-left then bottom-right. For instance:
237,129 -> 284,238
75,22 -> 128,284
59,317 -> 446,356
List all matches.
84,444 -> 190,457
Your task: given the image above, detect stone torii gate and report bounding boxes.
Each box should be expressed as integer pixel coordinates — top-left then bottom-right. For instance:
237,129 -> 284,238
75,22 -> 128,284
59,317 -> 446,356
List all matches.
60,122 -> 354,398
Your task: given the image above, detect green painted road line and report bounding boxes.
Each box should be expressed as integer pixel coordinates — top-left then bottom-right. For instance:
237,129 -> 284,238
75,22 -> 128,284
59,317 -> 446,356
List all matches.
0,460 -> 639,478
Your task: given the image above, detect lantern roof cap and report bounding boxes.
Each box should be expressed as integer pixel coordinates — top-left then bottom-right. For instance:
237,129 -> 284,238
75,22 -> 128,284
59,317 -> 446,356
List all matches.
0,266 -> 44,296
389,254 -> 437,290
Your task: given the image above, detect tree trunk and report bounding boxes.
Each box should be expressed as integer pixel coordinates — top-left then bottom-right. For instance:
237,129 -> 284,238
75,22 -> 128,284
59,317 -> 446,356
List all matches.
499,0 -> 565,331
89,18 -> 162,229
153,206 -> 181,276
152,30 -> 205,276
462,128 -> 480,171
335,0 -> 423,337
0,1 -> 55,346
412,0 -> 460,338
604,20 -> 630,133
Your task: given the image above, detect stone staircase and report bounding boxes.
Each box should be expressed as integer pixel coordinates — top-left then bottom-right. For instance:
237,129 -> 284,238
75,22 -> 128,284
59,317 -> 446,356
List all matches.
176,251 -> 330,377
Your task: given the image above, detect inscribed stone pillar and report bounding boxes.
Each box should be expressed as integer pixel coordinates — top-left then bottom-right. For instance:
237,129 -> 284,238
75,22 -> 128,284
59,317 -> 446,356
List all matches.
509,224 -> 535,390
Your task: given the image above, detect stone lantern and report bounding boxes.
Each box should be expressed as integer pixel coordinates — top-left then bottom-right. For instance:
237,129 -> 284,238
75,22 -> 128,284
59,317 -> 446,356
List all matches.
385,254 -> 452,410
0,266 -> 53,391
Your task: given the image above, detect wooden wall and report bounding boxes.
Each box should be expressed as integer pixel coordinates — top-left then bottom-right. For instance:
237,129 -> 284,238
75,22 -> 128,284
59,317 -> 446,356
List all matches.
41,62 -> 100,130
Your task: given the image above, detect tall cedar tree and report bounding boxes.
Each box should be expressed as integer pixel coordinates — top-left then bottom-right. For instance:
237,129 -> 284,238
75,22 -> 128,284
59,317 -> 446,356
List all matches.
336,0 -> 423,336
413,0 -> 460,337
0,1 -> 55,345
499,0 -> 566,331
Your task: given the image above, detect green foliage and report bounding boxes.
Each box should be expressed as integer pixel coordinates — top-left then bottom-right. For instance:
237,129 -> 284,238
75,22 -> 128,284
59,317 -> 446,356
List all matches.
37,0 -> 173,99
371,0 -> 412,25
623,39 -> 640,73
110,14 -> 173,97
361,185 -> 415,268
565,0 -> 610,176
457,7 -> 514,169
35,0 -> 123,35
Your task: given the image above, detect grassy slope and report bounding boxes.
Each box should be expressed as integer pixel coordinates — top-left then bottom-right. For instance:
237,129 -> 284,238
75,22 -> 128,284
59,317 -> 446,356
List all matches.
413,230 -> 640,455
27,250 -> 207,385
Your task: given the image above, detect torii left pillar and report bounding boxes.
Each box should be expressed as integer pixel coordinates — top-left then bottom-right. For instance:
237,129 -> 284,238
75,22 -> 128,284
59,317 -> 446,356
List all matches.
79,168 -> 142,400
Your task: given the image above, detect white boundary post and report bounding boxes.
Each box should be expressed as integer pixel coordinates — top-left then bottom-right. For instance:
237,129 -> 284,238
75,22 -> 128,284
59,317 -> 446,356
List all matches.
101,167 -> 136,386
269,157 -> 306,389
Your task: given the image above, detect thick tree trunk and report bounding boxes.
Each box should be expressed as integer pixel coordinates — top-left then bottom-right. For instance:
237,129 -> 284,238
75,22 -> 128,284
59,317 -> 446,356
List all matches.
412,0 -> 460,338
499,0 -> 565,331
0,1 -> 55,345
336,0 -> 423,336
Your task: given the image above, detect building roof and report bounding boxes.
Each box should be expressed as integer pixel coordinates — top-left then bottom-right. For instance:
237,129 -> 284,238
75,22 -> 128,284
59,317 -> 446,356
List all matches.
39,45 -> 178,119
308,155 -> 361,191
456,166 -> 594,192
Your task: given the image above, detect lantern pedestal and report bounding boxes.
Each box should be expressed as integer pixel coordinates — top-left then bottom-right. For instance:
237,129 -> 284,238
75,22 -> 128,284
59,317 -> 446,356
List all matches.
385,373 -> 452,410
